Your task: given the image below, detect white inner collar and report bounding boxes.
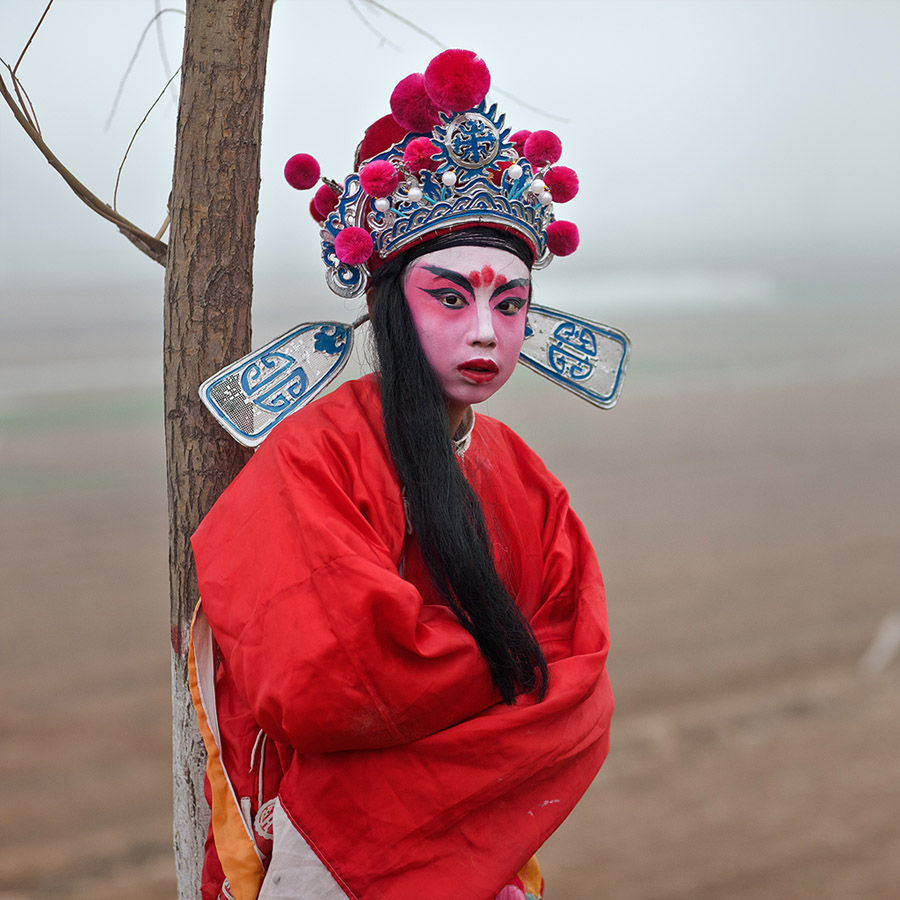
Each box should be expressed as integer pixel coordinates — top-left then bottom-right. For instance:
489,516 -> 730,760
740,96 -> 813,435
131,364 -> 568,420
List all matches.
452,407 -> 475,457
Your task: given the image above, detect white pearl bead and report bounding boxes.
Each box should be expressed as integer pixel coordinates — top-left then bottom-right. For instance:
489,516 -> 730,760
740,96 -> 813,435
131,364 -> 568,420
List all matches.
539,191 -> 552,205
441,171 -> 457,187
374,197 -> 390,212
407,187 -> 423,202
530,178 -> 545,193
508,164 -> 523,180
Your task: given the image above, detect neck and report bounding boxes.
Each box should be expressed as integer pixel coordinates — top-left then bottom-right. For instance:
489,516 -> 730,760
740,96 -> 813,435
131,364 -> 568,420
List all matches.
447,401 -> 469,438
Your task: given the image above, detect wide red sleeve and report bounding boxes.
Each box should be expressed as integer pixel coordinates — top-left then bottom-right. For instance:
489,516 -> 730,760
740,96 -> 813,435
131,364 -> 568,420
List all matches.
275,425 -> 614,900
191,411 -> 499,754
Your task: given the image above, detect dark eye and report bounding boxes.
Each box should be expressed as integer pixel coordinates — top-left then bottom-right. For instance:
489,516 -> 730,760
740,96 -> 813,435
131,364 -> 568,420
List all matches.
425,288 -> 468,309
495,297 -> 526,316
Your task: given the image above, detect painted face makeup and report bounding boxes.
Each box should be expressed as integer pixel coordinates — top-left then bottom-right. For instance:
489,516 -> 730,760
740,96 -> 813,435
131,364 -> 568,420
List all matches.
403,245 -> 531,425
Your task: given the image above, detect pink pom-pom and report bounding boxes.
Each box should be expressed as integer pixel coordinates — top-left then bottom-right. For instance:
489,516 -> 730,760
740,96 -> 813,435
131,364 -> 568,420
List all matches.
424,49 -> 490,111
524,130 -> 562,167
509,129 -> 532,157
391,73 -> 441,133
359,160 -> 399,198
546,220 -> 579,256
403,137 -> 441,172
308,198 -> 322,223
313,183 -> 340,218
544,166 -> 579,203
334,227 -> 374,265
284,153 -> 320,190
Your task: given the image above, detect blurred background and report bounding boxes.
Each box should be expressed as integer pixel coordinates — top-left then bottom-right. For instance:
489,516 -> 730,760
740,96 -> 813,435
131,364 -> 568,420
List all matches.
1,1 -> 898,897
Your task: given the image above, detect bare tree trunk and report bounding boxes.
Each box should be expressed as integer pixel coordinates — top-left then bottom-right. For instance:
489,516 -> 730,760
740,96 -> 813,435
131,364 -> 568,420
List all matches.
164,1 -> 274,894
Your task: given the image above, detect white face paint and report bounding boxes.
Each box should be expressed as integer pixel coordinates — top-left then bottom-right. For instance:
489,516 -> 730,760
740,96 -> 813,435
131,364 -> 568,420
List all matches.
403,245 -> 531,425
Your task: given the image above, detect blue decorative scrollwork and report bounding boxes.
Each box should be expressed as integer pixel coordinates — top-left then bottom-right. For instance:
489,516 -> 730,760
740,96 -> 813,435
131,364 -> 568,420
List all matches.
314,324 -> 348,355
240,352 -> 294,396
251,369 -> 310,412
553,321 -> 599,357
447,114 -> 499,168
239,351 -> 309,413
547,321 -> 599,382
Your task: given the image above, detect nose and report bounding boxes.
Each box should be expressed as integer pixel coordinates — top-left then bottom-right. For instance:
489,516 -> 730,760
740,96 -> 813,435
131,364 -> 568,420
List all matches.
470,297 -> 497,347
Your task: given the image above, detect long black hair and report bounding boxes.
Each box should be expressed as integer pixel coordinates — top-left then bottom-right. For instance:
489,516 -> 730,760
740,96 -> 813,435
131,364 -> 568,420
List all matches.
370,227 -> 548,704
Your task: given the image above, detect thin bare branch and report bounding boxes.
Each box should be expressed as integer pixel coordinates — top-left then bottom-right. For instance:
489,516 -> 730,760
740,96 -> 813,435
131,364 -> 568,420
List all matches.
154,0 -> 180,107
15,76 -> 42,134
356,0 -> 444,48
490,86 -> 570,125
106,7 -> 184,131
353,0 -> 568,123
0,68 -> 167,266
0,58 -> 42,134
345,0 -> 402,51
13,0 -> 55,75
113,66 -> 181,212
155,213 -> 171,241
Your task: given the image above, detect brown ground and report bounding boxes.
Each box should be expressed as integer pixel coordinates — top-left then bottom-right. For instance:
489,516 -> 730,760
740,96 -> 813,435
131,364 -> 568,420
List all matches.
2,296 -> 898,898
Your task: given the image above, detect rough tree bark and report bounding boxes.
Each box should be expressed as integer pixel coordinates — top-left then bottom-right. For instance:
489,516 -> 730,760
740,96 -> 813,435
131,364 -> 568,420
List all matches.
164,0 -> 274,893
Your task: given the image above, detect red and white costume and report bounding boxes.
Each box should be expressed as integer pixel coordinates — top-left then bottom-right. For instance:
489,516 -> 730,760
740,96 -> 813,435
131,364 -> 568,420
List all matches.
190,375 -> 613,899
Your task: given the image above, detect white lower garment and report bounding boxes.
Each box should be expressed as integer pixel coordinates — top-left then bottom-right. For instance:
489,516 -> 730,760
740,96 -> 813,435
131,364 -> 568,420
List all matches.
258,799 -> 347,900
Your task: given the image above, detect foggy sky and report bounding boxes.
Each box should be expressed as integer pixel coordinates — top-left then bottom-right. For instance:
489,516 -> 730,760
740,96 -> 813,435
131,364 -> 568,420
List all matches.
1,0 -> 898,313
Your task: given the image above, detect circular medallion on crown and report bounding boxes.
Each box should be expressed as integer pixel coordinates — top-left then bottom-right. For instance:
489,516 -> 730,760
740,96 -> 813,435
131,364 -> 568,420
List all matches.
446,113 -> 500,169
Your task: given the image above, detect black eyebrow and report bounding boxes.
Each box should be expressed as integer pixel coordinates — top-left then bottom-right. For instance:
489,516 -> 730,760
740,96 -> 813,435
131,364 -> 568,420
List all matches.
421,265 -> 474,294
491,277 -> 531,299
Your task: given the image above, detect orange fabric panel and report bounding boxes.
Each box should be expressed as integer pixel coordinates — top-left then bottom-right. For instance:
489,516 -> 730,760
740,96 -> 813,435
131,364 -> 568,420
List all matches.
188,605 -> 266,900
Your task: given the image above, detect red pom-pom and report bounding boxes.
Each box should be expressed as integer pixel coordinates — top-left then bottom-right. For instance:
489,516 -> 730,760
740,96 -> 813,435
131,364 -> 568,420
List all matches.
359,160 -> 399,198
524,130 -> 562,167
424,49 -> 490,111
509,130 -> 532,157
309,198 -> 322,223
403,137 -> 441,172
546,220 -> 579,256
313,183 -> 340,218
357,114 -> 409,166
284,153 -> 320,190
391,73 -> 441,133
544,166 -> 579,203
334,227 -> 374,265
490,159 -> 514,186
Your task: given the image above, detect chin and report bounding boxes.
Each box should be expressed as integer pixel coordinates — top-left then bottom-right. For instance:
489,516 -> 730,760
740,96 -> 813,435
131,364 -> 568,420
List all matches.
449,375 -> 511,407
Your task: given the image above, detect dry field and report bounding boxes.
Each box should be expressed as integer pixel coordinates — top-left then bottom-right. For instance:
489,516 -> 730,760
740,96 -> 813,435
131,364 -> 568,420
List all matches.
2,295 -> 898,898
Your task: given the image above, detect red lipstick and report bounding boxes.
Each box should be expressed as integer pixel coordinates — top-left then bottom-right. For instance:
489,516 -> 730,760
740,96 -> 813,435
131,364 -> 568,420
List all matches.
458,358 -> 499,384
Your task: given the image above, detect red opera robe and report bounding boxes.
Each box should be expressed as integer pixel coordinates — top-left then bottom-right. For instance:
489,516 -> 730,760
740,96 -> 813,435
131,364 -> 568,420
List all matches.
190,374 -> 613,900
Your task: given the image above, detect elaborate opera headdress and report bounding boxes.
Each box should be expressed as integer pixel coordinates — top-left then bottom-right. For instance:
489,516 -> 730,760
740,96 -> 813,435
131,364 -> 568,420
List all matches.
284,49 -> 581,298
199,49 -> 630,446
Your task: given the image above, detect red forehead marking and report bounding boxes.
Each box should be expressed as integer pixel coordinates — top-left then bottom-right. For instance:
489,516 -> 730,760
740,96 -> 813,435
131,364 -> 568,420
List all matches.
467,266 -> 507,290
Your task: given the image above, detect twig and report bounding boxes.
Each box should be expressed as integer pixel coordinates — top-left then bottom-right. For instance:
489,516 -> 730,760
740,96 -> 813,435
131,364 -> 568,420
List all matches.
2,59 -> 42,135
345,0 -> 402,51
106,7 -> 184,131
356,0 -> 443,48
490,86 -> 570,125
0,68 -> 167,266
154,0 -> 180,106
13,0 -> 55,75
10,0 -> 54,131
353,0 -> 569,123
113,66 -> 181,212
155,214 -> 171,241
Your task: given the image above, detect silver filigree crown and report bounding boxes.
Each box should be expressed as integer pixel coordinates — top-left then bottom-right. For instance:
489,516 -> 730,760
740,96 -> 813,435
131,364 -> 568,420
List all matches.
321,101 -> 558,299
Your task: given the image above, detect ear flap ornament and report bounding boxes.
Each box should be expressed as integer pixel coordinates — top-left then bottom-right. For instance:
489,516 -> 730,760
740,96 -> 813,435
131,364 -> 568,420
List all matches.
199,309 -> 630,447
199,320 -> 361,447
520,305 -> 630,408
